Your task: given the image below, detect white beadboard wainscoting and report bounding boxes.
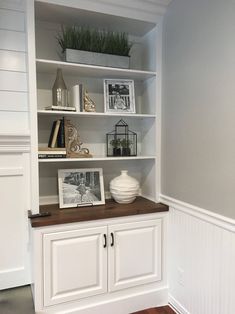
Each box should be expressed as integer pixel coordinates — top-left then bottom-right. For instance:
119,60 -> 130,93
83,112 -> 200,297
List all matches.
161,195 -> 235,314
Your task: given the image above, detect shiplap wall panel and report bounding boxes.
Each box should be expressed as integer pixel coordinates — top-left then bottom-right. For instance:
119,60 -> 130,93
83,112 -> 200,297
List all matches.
0,50 -> 26,72
0,1 -> 25,12
0,8 -> 25,31
0,2 -> 28,119
0,71 -> 27,92
169,207 -> 235,314
0,29 -> 26,51
0,91 -> 28,111
0,112 -> 29,132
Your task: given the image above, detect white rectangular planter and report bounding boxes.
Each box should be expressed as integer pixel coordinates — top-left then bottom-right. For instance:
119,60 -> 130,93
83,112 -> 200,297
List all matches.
65,49 -> 130,69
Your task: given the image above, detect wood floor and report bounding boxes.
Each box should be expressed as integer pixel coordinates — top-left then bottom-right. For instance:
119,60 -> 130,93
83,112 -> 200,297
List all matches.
132,305 -> 176,314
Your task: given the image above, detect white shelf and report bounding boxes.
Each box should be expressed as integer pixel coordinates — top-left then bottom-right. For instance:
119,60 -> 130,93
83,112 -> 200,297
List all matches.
37,110 -> 156,119
38,156 -> 156,163
36,59 -> 156,81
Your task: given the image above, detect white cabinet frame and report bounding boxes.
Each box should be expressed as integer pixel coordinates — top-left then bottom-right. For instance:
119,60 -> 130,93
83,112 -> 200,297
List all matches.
32,213 -> 168,314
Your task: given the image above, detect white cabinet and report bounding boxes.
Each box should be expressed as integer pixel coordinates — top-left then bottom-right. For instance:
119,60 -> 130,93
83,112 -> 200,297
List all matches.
108,219 -> 161,292
28,1 -> 168,312
38,217 -> 163,311
43,226 -> 107,306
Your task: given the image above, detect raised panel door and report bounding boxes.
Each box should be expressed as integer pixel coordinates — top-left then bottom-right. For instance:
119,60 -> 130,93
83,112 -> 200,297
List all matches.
108,219 -> 162,291
43,226 -> 107,306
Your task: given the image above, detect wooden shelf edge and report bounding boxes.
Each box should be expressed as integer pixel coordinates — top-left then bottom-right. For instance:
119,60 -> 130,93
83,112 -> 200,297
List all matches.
29,197 -> 169,228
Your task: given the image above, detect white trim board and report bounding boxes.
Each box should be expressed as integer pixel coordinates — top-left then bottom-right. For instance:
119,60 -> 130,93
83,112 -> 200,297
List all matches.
0,133 -> 30,152
36,0 -> 172,22
160,194 -> 235,233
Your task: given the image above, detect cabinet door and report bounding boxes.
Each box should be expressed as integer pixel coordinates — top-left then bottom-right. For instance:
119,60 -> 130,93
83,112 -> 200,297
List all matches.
108,219 -> 162,292
43,226 -> 107,306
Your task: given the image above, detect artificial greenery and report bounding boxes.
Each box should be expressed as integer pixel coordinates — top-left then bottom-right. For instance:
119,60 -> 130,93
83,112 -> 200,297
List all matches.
120,138 -> 132,148
57,26 -> 132,57
110,138 -> 121,148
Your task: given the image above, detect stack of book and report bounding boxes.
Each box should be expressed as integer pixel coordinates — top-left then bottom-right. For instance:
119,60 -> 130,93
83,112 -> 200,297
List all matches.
38,117 -> 66,159
38,147 -> 66,159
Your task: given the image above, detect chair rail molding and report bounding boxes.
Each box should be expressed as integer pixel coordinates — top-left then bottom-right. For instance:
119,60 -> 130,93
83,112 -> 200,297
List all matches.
160,194 -> 235,233
0,133 -> 30,153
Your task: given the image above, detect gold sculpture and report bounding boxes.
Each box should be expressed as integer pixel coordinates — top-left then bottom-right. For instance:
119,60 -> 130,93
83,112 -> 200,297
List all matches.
84,90 -> 96,112
65,119 -> 92,158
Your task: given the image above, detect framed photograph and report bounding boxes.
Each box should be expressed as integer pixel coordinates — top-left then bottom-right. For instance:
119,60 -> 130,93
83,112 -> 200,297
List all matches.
104,79 -> 135,113
58,168 -> 105,208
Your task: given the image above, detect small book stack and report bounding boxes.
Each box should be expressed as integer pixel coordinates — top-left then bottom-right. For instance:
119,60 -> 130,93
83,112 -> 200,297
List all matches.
38,117 -> 66,159
38,147 -> 66,159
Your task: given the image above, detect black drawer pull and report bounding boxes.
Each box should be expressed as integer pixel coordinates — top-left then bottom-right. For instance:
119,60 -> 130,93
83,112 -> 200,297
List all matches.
110,232 -> 114,247
103,234 -> 107,248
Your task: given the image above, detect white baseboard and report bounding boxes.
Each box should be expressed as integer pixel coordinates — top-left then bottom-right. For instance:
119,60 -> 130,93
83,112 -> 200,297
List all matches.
168,295 -> 190,314
37,287 -> 168,314
39,195 -> 58,205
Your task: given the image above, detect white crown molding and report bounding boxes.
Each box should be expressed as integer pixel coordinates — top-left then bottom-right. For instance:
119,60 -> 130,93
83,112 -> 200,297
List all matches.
160,194 -> 235,233
97,0 -> 172,15
38,0 -> 172,22
0,133 -> 30,152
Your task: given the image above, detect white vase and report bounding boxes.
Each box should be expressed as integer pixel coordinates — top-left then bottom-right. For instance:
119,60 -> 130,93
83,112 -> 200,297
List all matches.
110,170 -> 139,204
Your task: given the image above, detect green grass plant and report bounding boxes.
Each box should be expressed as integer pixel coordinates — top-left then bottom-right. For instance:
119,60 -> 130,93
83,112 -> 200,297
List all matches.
57,26 -> 132,57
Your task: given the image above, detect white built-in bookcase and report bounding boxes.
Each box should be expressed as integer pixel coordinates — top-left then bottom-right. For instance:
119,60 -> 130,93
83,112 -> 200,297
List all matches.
29,0 -> 162,211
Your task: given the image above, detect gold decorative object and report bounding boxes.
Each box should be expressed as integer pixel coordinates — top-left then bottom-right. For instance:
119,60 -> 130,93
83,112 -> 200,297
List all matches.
65,119 -> 92,158
84,90 -> 96,112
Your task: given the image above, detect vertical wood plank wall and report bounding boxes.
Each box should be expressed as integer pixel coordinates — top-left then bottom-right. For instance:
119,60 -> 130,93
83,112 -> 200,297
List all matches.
0,1 -> 29,133
168,206 -> 235,314
0,0 -> 31,289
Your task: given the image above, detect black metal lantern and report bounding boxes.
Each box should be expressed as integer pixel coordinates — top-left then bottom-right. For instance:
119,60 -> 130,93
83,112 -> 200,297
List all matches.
106,119 -> 137,157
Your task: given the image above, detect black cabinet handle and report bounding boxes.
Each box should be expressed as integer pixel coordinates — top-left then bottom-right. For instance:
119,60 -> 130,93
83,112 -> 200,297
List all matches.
110,232 -> 114,247
103,234 -> 107,248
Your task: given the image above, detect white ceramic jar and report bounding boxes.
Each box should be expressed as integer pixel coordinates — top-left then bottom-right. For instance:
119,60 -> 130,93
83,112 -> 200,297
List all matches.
110,170 -> 139,204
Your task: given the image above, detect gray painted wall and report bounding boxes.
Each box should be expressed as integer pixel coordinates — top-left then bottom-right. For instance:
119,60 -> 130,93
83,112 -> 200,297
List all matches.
162,0 -> 235,218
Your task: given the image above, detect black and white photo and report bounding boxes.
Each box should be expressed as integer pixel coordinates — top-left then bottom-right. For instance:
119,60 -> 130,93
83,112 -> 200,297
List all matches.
104,79 -> 135,113
58,168 -> 105,208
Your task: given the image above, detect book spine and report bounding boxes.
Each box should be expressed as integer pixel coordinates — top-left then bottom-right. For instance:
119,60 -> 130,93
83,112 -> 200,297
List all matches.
79,84 -> 84,112
57,117 -> 65,148
50,119 -> 61,148
48,120 -> 57,147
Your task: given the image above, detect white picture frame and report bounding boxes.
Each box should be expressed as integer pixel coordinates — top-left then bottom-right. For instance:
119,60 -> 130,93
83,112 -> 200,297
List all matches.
58,168 -> 105,208
104,79 -> 135,113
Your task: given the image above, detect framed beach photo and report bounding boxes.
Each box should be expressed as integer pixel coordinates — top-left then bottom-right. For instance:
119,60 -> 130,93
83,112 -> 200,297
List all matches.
104,79 -> 135,113
58,168 -> 105,208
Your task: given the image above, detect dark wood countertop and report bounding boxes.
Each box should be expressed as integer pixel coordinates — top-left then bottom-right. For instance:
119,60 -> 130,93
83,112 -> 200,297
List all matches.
29,197 -> 169,228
